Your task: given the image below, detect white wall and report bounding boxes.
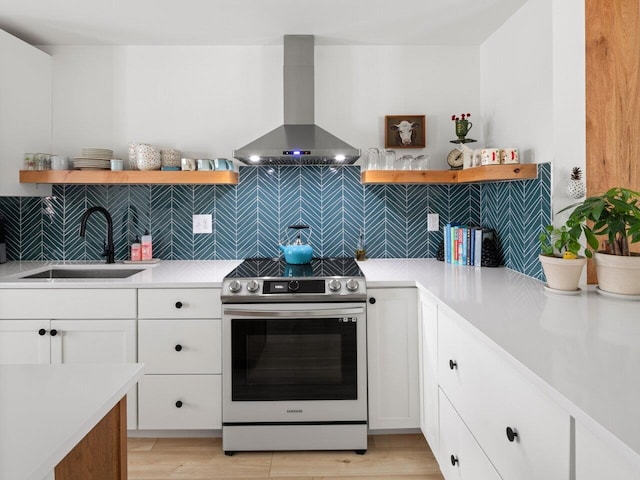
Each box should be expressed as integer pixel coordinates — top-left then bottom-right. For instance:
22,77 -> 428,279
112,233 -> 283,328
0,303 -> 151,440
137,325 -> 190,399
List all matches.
480,0 -> 554,164
45,44 -> 480,170
480,0 -> 586,220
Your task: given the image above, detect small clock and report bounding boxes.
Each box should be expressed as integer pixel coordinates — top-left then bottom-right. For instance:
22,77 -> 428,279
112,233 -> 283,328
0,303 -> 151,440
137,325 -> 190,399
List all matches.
447,148 -> 464,170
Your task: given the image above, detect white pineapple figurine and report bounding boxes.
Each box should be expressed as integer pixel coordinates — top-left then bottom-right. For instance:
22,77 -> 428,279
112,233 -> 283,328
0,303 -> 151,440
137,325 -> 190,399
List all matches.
566,167 -> 586,199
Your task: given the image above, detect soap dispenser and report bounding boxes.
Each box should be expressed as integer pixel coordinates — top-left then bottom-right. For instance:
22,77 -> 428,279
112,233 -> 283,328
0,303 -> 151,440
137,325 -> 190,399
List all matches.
141,230 -> 153,261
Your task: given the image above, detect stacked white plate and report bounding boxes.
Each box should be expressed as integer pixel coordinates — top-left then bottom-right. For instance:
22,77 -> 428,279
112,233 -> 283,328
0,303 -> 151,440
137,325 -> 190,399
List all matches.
74,147 -> 113,170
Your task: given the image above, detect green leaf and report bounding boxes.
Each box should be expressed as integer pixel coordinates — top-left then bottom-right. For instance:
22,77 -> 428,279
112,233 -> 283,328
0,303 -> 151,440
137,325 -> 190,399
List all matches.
584,228 -> 599,250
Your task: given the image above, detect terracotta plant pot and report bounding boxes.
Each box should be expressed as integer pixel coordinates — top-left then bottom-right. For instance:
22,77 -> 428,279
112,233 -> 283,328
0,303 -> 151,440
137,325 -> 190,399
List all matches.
594,251 -> 640,295
539,254 -> 587,291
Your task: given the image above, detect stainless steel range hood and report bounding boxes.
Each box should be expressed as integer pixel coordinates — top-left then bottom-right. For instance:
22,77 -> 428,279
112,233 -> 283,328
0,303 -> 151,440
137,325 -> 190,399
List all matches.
233,35 -> 360,165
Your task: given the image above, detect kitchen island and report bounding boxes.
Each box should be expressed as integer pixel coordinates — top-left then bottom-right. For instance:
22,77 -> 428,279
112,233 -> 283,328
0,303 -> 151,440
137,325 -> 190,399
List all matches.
0,363 -> 143,480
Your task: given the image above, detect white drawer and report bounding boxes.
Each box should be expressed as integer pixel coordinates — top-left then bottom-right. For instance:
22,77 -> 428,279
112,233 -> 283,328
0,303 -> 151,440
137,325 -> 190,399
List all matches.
438,310 -> 570,480
138,319 -> 221,374
438,389 -> 502,480
138,288 -> 221,319
0,289 -> 136,319
138,374 -> 221,430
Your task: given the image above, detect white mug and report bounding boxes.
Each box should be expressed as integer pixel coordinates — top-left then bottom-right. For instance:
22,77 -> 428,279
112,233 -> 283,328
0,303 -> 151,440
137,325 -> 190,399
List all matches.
110,158 -> 123,171
500,148 -> 520,164
481,148 -> 501,165
197,159 -> 211,171
181,158 -> 196,171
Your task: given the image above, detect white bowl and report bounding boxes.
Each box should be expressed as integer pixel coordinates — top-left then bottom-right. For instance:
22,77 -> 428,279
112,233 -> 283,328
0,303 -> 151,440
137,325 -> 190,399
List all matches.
135,144 -> 161,171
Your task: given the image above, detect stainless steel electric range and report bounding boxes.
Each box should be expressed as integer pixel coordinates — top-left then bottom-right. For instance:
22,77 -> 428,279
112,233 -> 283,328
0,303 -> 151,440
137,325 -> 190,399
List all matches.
221,257 -> 367,455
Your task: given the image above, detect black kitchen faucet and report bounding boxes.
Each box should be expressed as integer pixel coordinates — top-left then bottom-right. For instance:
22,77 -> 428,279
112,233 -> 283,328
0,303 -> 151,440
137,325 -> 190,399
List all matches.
79,206 -> 115,264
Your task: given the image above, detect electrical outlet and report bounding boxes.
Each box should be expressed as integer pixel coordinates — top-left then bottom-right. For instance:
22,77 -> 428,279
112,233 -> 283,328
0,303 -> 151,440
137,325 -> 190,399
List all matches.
427,213 -> 439,232
193,214 -> 212,234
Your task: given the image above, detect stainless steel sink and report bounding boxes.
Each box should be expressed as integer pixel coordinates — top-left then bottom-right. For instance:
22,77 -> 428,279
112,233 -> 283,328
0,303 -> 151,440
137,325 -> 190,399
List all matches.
19,267 -> 145,279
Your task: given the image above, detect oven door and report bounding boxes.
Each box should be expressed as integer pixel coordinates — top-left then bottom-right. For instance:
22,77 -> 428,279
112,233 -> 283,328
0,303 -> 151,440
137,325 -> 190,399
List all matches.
222,302 -> 367,423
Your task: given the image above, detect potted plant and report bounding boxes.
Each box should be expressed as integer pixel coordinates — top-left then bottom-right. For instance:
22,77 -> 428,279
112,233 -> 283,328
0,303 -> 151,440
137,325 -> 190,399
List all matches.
539,223 -> 588,291
559,187 -> 640,295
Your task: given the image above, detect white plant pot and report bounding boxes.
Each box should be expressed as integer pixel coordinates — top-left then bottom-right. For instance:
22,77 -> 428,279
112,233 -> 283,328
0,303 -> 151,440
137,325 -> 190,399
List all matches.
539,254 -> 587,291
594,251 -> 640,295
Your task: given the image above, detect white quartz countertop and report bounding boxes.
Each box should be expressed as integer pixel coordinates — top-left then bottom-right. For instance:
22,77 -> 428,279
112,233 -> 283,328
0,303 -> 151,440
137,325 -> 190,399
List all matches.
1,257 -> 639,466
0,363 -> 144,480
0,260 -> 241,288
358,258 -> 640,467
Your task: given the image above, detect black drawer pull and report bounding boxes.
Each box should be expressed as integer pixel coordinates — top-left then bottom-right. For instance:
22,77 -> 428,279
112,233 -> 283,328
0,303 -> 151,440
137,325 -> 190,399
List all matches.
449,359 -> 457,370
38,328 -> 47,336
175,301 -> 183,309
368,297 -> 376,304
175,400 -> 183,408
50,329 -> 58,336
506,426 -> 518,442
175,344 -> 182,352
450,455 -> 459,466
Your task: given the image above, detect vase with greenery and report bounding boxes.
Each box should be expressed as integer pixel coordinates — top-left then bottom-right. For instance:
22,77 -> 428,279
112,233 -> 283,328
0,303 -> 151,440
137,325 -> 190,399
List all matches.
538,223 -> 588,291
558,187 -> 640,295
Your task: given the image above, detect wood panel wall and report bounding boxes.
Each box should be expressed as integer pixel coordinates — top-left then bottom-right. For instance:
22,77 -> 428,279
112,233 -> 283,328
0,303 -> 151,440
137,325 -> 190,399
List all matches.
585,0 -> 640,281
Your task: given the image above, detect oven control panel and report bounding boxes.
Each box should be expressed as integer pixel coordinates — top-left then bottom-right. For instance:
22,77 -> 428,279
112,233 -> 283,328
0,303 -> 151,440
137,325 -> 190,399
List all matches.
221,277 -> 366,301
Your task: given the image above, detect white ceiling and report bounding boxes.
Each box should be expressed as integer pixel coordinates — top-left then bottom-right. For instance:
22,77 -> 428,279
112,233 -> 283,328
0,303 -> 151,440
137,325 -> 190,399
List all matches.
0,0 -> 527,47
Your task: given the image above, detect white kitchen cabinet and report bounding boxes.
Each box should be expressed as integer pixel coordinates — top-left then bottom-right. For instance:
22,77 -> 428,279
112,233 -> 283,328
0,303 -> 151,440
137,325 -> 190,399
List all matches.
367,287 -> 419,430
138,319 -> 221,374
0,289 -> 138,429
137,288 -> 221,319
138,375 -> 221,430
137,288 -> 222,430
0,29 -> 52,196
418,288 -> 439,454
0,319 -> 50,364
439,389 -> 502,480
575,420 -> 640,480
438,307 -> 570,480
0,288 -> 136,319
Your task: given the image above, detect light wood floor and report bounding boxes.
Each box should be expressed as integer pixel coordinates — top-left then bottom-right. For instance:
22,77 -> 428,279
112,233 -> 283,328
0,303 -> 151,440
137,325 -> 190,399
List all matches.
128,434 -> 444,479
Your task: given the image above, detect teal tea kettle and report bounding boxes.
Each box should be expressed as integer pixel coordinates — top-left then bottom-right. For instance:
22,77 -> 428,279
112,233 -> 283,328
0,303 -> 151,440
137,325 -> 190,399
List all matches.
279,224 -> 313,264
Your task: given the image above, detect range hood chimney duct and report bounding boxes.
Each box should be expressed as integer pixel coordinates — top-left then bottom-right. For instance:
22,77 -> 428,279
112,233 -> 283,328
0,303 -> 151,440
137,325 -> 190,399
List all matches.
233,35 -> 361,165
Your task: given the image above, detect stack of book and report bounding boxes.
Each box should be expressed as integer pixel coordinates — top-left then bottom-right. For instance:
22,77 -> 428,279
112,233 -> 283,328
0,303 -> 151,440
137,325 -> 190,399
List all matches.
443,224 -> 494,266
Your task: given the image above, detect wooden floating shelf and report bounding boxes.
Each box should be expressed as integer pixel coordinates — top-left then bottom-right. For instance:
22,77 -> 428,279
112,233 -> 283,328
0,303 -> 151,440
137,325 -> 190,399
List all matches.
360,164 -> 538,184
19,169 -> 239,185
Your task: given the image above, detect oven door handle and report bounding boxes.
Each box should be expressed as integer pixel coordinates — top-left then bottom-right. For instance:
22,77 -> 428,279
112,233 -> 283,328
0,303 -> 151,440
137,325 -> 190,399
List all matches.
222,306 -> 365,317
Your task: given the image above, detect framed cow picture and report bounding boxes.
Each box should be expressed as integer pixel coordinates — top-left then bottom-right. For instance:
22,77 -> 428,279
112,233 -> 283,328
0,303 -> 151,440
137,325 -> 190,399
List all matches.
384,115 -> 426,148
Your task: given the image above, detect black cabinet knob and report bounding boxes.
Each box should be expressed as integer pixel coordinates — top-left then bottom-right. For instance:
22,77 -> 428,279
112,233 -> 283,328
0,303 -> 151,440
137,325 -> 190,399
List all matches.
369,297 -> 376,304
450,455 -> 459,466
175,344 -> 182,352
38,328 -> 47,336
175,400 -> 183,408
506,426 -> 518,442
175,301 -> 183,309
50,329 -> 58,336
449,359 -> 458,370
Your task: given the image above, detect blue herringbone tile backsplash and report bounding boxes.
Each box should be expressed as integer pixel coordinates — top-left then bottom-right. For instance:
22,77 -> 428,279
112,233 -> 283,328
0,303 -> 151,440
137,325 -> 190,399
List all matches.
0,163 -> 551,279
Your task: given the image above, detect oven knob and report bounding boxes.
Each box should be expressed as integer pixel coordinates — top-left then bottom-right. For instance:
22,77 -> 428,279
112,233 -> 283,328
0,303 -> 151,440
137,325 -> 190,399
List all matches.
346,278 -> 360,291
228,280 -> 242,293
328,279 -> 342,292
288,280 -> 300,291
247,280 -> 260,293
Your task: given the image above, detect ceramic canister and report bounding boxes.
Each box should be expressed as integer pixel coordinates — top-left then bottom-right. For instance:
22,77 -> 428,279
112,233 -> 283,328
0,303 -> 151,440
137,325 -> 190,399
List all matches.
481,148 -> 501,165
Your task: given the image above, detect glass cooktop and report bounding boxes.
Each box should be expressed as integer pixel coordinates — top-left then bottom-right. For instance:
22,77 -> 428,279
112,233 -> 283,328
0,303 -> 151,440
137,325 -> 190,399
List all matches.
225,257 -> 364,279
